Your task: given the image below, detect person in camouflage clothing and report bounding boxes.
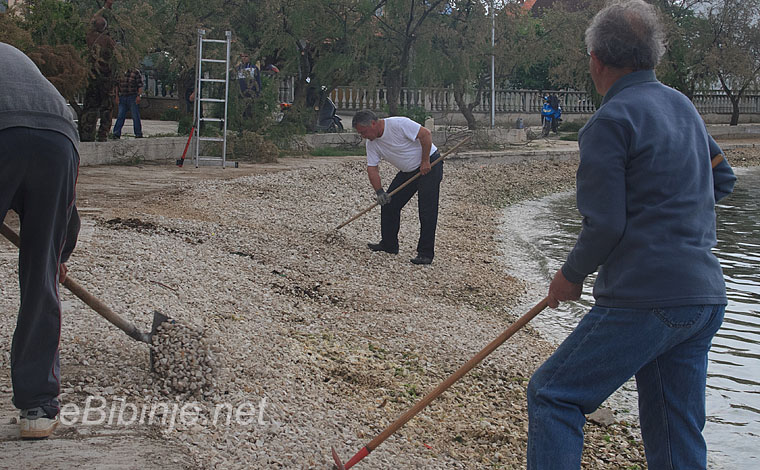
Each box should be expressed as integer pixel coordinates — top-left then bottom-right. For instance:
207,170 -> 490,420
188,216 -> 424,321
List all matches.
79,8 -> 116,142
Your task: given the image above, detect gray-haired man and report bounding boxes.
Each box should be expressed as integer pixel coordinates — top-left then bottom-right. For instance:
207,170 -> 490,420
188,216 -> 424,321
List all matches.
525,1 -> 736,468
353,110 -> 442,265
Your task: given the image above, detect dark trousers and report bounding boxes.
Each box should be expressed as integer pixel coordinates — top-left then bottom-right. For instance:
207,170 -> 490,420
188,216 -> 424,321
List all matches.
381,154 -> 443,259
112,94 -> 142,137
0,127 -> 79,416
79,79 -> 113,142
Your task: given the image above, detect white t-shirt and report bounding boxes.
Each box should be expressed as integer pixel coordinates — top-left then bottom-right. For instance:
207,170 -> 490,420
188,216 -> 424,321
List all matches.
366,117 -> 438,172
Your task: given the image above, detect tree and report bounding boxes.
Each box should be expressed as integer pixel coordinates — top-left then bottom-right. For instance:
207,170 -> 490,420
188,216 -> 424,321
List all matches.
654,0 -> 712,97
532,2 -> 601,94
1,0 -> 89,110
698,0 -> 760,125
371,0 -> 448,115
232,0 -> 376,129
412,0 -> 491,128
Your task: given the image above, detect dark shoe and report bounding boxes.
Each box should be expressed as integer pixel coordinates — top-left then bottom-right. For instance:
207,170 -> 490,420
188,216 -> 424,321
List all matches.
20,407 -> 59,439
135,135 -> 144,138
111,134 -> 120,139
410,255 -> 433,265
367,242 -> 398,255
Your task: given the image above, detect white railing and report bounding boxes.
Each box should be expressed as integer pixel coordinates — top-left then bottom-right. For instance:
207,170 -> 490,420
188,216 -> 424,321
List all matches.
326,86 -> 598,114
271,79 -> 760,116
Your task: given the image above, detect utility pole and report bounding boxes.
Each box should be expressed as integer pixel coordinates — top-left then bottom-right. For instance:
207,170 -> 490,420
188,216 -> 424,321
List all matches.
491,0 -> 496,128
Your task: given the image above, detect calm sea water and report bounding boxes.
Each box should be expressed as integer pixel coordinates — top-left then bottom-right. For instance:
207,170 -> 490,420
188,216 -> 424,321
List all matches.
498,166 -> 760,469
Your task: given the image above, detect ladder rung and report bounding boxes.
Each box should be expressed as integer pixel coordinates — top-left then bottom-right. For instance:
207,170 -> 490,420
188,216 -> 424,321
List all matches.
202,39 -> 227,44
201,58 -> 226,63
199,98 -> 226,102
199,137 -> 225,142
200,117 -> 224,122
200,78 -> 226,83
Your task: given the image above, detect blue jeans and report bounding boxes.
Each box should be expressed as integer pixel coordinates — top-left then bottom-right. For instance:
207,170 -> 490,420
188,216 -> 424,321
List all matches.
527,304 -> 725,470
112,94 -> 142,137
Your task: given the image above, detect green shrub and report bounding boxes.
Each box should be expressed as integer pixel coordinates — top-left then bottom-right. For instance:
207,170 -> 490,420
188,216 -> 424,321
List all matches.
177,115 -> 193,135
159,106 -> 182,121
265,116 -> 307,149
228,131 -> 279,163
383,105 -> 431,125
559,132 -> 579,141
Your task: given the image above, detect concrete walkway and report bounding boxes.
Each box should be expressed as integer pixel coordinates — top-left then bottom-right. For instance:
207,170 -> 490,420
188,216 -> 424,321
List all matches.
77,120 -> 759,167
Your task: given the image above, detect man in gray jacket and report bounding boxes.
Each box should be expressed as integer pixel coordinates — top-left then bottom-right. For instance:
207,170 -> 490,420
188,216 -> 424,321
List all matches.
0,42 -> 81,439
526,2 -> 736,469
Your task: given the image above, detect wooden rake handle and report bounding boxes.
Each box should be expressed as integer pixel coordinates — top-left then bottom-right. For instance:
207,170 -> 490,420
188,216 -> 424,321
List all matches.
334,135 -> 472,231
336,152 -> 728,466
337,297 -> 549,469
0,222 -> 151,343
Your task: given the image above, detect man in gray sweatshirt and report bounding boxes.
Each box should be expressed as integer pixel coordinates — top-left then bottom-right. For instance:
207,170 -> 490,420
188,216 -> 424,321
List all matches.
0,42 -> 81,439
525,2 -> 736,469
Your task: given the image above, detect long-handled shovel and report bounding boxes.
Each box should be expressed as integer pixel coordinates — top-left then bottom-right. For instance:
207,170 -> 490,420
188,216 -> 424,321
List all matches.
1,222 -> 166,345
331,297 -> 549,469
333,135 -> 472,231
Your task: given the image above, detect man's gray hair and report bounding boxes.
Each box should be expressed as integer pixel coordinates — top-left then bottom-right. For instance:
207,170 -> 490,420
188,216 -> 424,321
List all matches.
352,109 -> 378,128
585,0 -> 666,70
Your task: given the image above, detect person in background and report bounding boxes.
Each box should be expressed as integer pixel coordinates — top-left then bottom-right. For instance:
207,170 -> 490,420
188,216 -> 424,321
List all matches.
352,109 -> 442,265
0,42 -> 81,440
236,53 -> 261,98
111,67 -> 144,138
525,1 -> 736,469
79,4 -> 116,142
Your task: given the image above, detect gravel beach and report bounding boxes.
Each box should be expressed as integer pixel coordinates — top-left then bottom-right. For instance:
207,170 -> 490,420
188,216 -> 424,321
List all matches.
1,142 -> 757,469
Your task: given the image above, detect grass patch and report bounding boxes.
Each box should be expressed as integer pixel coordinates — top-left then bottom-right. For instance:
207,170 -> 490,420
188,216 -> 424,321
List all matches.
559,120 -> 587,132
309,146 -> 365,157
559,132 -> 579,141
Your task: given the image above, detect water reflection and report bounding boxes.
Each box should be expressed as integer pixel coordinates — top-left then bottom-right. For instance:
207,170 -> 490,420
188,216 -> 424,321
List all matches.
499,167 -> 760,469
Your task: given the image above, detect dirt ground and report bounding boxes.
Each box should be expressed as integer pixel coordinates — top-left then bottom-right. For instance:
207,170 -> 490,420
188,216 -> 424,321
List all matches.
1,140 -> 757,469
0,156 -> 364,469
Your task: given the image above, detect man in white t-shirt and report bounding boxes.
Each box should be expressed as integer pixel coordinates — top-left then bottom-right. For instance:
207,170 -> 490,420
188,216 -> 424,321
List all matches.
352,109 -> 442,265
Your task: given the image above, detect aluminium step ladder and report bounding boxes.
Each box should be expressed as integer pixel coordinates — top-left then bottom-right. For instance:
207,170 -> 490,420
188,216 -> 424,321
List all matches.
193,29 -> 236,168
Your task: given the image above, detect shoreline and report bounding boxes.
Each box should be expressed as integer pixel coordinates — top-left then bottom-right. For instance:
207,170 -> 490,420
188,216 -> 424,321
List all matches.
0,144 -> 757,468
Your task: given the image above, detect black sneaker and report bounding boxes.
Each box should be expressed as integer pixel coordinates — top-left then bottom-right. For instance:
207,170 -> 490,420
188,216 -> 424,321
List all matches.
367,242 -> 398,254
111,134 -> 120,140
410,255 -> 433,265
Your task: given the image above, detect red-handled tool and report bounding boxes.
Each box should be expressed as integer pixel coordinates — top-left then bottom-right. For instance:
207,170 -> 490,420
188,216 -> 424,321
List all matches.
331,297 -> 549,469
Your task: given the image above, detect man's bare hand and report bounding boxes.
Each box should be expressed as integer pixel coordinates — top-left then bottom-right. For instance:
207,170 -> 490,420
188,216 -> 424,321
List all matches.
59,263 -> 68,284
420,160 -> 431,175
547,268 -> 582,308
